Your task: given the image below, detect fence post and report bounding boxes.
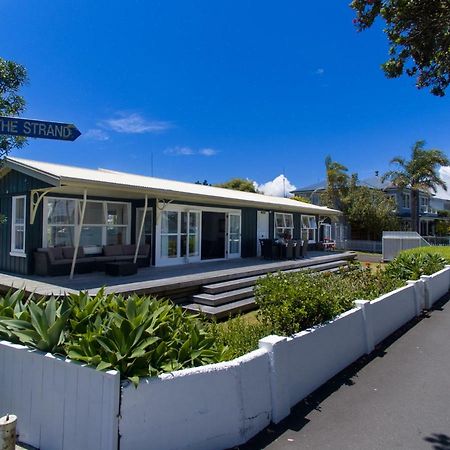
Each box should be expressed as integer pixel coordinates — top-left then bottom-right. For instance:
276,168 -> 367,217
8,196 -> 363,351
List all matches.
406,279 -> 425,315
355,300 -> 375,354
259,335 -> 291,424
420,275 -> 432,309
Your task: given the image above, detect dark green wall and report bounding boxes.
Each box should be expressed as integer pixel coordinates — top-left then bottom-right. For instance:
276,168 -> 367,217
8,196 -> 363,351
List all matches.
0,170 -> 50,275
241,208 -> 257,257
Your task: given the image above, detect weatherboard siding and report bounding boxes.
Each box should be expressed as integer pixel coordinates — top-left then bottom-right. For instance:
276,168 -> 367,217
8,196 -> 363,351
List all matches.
0,170 -> 50,275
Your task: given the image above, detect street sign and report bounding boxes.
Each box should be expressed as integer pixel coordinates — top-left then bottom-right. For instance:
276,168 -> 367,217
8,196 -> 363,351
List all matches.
0,116 -> 81,141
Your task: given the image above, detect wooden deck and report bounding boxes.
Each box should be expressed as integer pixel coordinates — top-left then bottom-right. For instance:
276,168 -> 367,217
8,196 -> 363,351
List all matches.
0,251 -> 357,301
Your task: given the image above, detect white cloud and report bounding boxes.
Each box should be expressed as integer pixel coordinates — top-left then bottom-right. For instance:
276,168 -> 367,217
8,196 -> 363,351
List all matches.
435,166 -> 450,199
102,113 -> 171,134
198,148 -> 218,156
315,68 -> 325,75
164,146 -> 218,157
257,175 -> 296,197
83,128 -> 110,141
164,146 -> 195,156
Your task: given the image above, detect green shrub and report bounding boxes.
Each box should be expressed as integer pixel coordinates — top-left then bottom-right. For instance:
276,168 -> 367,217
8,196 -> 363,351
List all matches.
385,251 -> 447,281
209,315 -> 271,358
254,268 -> 403,336
400,246 -> 450,263
0,290 -> 228,385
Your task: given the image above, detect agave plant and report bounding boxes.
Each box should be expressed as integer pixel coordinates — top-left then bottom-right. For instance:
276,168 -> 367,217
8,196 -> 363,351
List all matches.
2,296 -> 71,353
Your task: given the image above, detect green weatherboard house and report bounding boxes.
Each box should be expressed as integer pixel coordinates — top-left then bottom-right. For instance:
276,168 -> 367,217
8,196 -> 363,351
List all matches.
0,157 -> 340,275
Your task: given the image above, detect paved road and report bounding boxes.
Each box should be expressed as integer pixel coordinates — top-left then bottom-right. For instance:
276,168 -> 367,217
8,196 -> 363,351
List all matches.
238,294 -> 450,450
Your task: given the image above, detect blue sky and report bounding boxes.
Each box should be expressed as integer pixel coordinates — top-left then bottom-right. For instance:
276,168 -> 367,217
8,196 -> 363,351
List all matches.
2,0 -> 450,192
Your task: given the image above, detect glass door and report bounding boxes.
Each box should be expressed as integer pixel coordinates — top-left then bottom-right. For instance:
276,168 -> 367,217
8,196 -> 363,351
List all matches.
227,213 -> 241,258
181,211 -> 200,261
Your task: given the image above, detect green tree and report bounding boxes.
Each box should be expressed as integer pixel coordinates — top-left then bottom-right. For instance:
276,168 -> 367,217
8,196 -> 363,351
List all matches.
291,195 -> 311,204
323,155 -> 350,209
350,0 -> 450,96
215,178 -> 257,193
344,185 -> 399,240
0,57 -> 28,159
382,140 -> 449,232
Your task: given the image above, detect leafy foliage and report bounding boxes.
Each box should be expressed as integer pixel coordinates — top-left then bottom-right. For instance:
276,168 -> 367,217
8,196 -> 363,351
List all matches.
344,184 -> 399,240
214,178 -> 257,193
209,315 -> 271,358
0,57 -> 28,159
351,0 -> 450,96
385,251 -> 446,281
322,156 -> 399,239
400,246 -> 450,263
254,268 -> 403,336
0,290 -> 228,385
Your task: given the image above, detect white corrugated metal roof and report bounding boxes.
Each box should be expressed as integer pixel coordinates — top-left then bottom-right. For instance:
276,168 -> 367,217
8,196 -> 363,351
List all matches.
5,156 -> 341,215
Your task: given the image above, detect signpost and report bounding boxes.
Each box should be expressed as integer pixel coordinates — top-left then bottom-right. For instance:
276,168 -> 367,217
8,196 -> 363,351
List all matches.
0,116 -> 81,141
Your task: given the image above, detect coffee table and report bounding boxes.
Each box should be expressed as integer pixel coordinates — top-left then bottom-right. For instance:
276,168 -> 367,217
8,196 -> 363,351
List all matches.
105,261 -> 138,276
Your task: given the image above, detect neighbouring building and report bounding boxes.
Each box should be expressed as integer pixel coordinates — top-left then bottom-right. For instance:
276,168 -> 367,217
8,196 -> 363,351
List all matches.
292,175 -> 450,238
0,157 -> 341,275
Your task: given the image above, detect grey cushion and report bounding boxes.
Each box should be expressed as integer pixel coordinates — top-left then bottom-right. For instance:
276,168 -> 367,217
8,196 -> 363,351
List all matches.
103,245 -> 123,257
122,244 -> 136,256
114,255 -> 133,261
93,256 -> 116,263
62,246 -> 85,259
47,247 -> 64,262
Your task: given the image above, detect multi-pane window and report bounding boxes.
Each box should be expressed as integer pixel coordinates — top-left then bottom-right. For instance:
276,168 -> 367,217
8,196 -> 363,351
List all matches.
45,198 -> 130,247
274,213 -> 294,240
11,196 -> 26,254
419,196 -> 429,213
402,193 -> 411,209
301,215 -> 317,243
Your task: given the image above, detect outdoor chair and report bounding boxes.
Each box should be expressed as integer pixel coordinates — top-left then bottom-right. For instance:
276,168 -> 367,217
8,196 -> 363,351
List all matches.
293,239 -> 302,259
260,239 -> 276,259
285,241 -> 295,260
301,240 -> 308,258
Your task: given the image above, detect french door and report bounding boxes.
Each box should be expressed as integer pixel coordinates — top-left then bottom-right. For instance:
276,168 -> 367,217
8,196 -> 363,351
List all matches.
227,213 -> 241,258
160,210 -> 200,262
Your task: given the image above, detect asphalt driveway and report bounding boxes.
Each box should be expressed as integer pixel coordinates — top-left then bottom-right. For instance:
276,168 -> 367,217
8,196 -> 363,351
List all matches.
237,294 -> 450,450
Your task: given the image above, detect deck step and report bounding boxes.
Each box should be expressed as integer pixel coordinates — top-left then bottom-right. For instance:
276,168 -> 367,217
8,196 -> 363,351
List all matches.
183,297 -> 257,319
192,287 -> 254,306
202,260 -> 349,294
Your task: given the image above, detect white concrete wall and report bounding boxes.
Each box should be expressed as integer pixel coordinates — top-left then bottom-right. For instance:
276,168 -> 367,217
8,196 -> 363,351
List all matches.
370,284 -> 418,345
422,266 -> 450,307
259,308 -> 367,421
0,341 -> 120,450
119,348 -> 271,450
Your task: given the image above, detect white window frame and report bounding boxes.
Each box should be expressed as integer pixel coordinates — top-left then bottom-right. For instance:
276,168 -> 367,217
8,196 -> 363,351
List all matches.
274,212 -> 294,240
155,203 -> 241,266
10,195 -> 27,257
301,214 -> 317,243
402,192 -> 411,209
43,197 -> 131,249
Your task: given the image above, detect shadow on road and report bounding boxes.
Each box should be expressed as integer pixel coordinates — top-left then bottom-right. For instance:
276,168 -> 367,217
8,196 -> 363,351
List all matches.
232,294 -> 450,450
424,433 -> 450,450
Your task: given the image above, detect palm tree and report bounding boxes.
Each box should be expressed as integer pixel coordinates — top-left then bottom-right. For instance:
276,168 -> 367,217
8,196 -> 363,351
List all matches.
383,140 -> 449,233
324,155 -> 349,210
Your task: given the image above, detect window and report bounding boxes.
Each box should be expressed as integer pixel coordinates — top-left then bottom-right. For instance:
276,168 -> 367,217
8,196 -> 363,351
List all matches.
420,196 -> 429,213
45,198 -> 130,248
274,213 -> 294,240
402,193 -> 411,209
11,196 -> 26,255
301,215 -> 317,243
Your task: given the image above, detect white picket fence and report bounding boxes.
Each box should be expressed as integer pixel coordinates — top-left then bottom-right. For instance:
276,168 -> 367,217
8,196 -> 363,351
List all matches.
1,266 -> 449,450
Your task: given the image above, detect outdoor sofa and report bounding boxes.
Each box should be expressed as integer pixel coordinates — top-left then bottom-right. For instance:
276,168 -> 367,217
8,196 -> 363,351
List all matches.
34,244 -> 151,276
